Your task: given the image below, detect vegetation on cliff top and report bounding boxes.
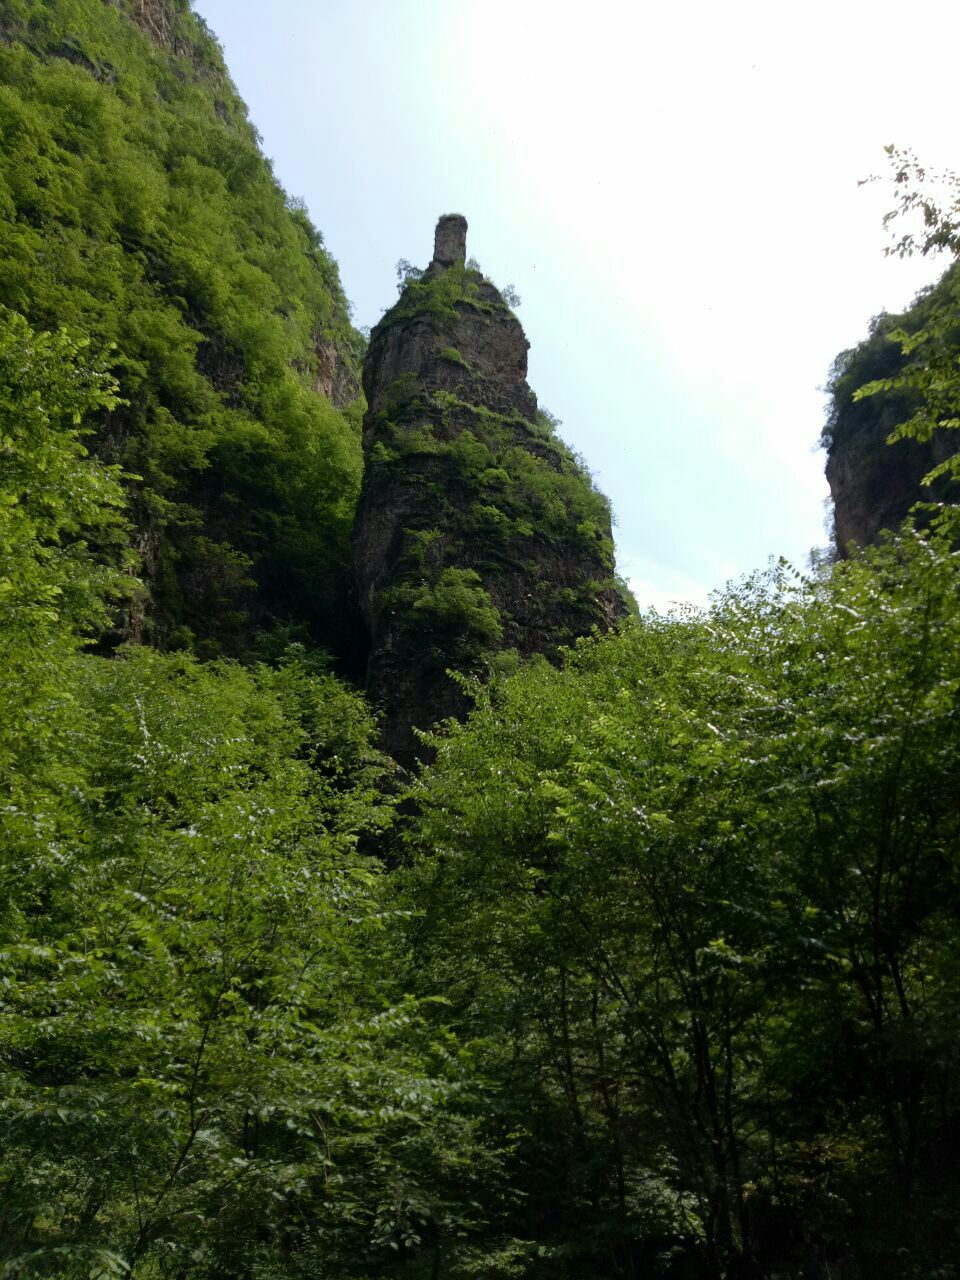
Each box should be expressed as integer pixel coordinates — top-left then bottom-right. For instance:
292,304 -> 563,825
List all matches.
377,264 -> 514,337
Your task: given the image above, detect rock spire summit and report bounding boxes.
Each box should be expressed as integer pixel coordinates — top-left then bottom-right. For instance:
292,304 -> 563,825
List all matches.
428,213 -> 467,273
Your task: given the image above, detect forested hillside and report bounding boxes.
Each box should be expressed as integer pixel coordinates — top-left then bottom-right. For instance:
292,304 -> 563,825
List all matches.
3,6 -> 960,1279
0,0 -> 365,664
6,308 -> 960,1276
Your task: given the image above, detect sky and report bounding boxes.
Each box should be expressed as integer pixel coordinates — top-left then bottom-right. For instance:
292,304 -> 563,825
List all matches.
197,0 -> 960,611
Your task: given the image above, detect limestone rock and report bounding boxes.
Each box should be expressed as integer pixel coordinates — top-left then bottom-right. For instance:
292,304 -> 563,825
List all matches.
314,333 -> 362,407
354,216 -> 622,763
427,213 -> 468,274
826,411 -> 955,551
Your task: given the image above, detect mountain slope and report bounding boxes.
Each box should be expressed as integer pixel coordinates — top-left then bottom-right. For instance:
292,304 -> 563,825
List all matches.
0,0 -> 365,662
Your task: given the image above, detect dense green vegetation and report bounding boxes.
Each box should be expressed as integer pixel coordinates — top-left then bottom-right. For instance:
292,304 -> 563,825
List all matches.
5,300 -> 960,1277
0,0 -> 364,663
399,533 -> 960,1277
3,8 -> 960,1276
0,308 -> 484,1279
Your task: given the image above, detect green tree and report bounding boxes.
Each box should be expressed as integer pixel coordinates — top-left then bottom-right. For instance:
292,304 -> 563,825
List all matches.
0,311 -> 481,1279
0,307 -> 129,938
0,642 -> 493,1278
399,531 -> 960,1279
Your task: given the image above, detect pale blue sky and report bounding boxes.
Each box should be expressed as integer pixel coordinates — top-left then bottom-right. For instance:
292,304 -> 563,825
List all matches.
197,0 -> 957,609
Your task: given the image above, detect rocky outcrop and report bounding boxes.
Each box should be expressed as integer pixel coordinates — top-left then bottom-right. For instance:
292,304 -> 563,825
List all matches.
314,334 -> 361,408
354,216 -> 622,763
826,412 -> 955,551
427,213 -> 468,273
824,284 -> 959,553
107,0 -> 189,54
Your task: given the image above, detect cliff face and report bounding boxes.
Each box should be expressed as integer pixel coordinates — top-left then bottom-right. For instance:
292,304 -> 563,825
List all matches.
826,413 -> 955,551
355,215 -> 621,762
824,276 -> 958,552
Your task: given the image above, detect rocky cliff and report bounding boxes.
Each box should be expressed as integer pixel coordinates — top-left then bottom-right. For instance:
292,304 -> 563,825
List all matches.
354,215 -> 622,762
824,273 -> 959,552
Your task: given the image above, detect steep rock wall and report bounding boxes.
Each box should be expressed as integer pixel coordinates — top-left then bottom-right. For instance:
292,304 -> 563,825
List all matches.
824,273 -> 959,552
355,216 -> 622,763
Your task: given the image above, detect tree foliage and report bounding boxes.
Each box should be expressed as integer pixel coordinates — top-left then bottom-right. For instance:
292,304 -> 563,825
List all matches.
399,532 -> 960,1278
0,306 -> 129,855
5,17 -> 960,1278
1,646 -> 486,1279
0,307 -> 481,1280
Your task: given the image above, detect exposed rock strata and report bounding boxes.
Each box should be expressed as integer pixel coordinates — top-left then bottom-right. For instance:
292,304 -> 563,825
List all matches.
354,216 -> 622,763
108,0 -> 187,53
427,213 -> 468,273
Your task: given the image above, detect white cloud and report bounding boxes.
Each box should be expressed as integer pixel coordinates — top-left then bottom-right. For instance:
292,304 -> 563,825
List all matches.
629,576 -> 712,615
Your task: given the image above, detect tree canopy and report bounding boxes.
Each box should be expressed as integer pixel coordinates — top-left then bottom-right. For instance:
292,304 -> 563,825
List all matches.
397,531 -> 960,1277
